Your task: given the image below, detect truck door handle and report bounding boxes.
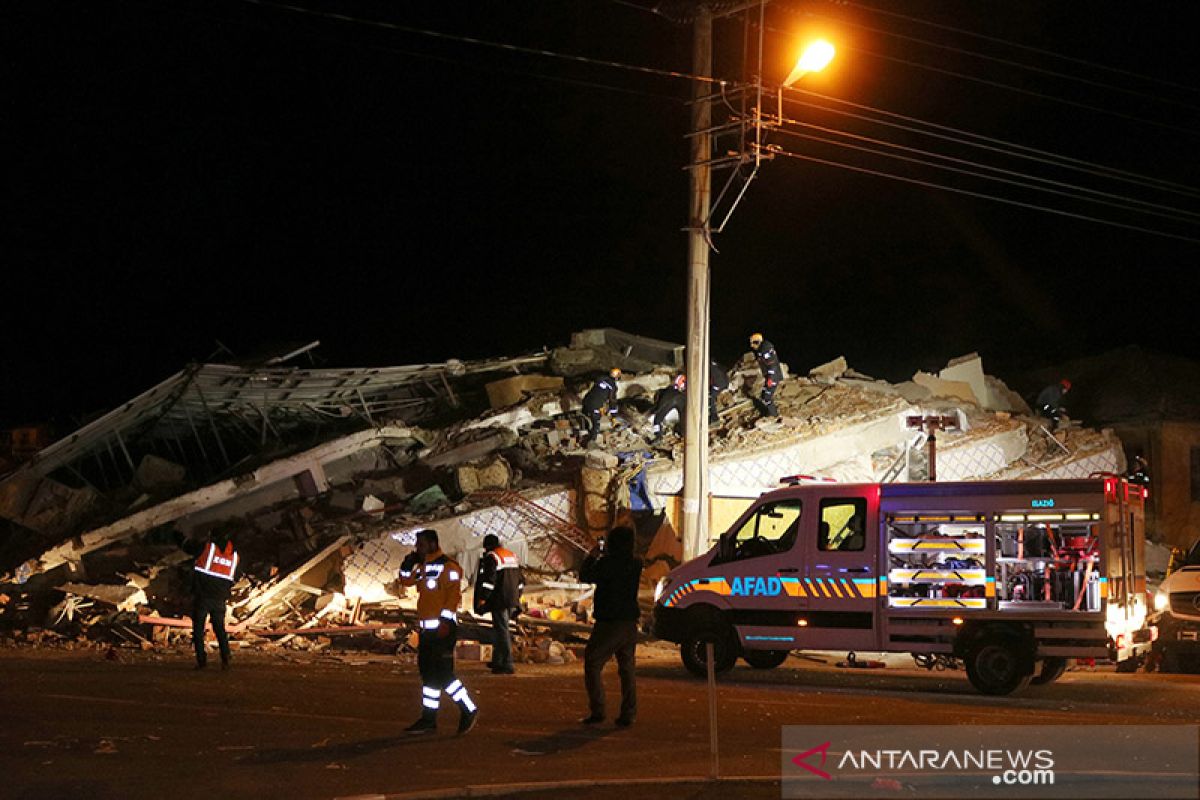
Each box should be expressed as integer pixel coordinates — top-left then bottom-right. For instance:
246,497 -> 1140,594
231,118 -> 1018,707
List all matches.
846,567 -> 871,573
778,568 -> 800,573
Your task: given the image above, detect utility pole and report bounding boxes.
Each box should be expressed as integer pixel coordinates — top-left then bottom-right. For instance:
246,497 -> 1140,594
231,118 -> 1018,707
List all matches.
682,4 -> 713,560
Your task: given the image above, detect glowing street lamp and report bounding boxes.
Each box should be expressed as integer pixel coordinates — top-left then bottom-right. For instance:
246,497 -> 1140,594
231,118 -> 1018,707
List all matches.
784,39 -> 836,87
777,38 -> 835,122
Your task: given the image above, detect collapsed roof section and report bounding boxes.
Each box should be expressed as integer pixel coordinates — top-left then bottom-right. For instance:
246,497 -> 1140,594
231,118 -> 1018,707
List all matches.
0,353 -> 548,540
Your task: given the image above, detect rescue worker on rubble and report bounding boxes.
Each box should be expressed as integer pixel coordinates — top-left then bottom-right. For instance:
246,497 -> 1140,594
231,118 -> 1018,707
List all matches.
400,529 -> 478,735
474,534 -> 523,675
179,525 -> 238,671
1127,454 -> 1150,486
650,362 -> 729,440
581,368 -> 622,443
649,374 -> 687,440
709,360 -> 730,424
579,526 -> 642,727
749,333 -> 782,417
1036,378 -> 1071,429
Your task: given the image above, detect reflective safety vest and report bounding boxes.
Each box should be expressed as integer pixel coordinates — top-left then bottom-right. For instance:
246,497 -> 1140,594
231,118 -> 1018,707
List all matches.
195,541 -> 239,582
491,547 -> 520,572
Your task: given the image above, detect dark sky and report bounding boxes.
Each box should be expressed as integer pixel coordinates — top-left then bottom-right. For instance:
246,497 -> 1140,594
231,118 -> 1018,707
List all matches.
7,0 -> 1200,429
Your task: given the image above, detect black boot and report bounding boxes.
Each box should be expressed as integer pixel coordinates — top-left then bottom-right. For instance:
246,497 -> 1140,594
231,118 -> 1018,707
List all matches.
405,715 -> 437,735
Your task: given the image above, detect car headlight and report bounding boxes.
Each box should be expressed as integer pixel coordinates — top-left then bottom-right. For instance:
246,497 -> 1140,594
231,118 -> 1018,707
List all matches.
654,577 -> 669,603
1155,591 -> 1169,612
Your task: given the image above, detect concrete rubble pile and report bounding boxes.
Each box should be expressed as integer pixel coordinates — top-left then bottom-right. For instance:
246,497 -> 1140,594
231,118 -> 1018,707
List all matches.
0,335 -> 1125,661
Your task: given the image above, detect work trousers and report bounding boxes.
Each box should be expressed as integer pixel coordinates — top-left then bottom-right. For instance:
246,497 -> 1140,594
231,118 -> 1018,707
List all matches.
583,403 -> 604,439
417,626 -> 459,717
490,607 -> 514,670
651,394 -> 685,436
584,619 -> 638,720
191,595 -> 231,666
760,380 -> 779,417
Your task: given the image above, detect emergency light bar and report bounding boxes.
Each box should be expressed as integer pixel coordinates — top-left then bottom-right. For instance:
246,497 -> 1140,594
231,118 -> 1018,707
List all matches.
779,474 -> 838,486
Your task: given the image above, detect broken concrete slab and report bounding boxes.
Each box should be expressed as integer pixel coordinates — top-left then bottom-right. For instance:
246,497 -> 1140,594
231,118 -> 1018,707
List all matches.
938,353 -> 989,407
455,456 -> 513,495
808,356 -> 848,384
485,375 -> 564,409
20,426 -> 419,577
423,429 -> 517,468
134,455 -> 186,491
913,371 -> 978,405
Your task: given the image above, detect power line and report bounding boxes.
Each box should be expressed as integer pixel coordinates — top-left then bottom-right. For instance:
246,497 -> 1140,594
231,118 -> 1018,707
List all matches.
832,0 -> 1200,97
755,18 -> 1200,140
770,147 -> 1200,245
771,122 -> 1200,227
782,87 -> 1200,199
843,45 -> 1200,140
233,0 -> 731,85
779,2 -> 1200,114
772,117 -> 1200,225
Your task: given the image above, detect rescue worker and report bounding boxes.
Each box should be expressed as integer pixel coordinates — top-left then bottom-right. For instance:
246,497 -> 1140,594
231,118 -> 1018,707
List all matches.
1036,378 -> 1071,429
749,333 -> 782,417
180,526 -> 238,671
579,526 -> 642,727
399,529 -> 478,735
649,374 -> 687,440
474,534 -> 523,675
581,368 -> 621,443
1127,454 -> 1150,486
708,360 -> 730,425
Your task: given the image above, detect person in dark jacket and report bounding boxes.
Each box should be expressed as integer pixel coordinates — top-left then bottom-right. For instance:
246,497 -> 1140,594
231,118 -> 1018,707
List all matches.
474,534 -> 523,674
1036,378 -> 1071,429
649,375 -> 687,440
180,526 -> 239,670
579,526 -> 642,727
708,360 -> 730,424
749,333 -> 782,417
581,368 -> 622,443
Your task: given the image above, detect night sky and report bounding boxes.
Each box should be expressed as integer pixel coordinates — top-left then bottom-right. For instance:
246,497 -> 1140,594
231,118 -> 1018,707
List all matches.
8,0 -> 1200,430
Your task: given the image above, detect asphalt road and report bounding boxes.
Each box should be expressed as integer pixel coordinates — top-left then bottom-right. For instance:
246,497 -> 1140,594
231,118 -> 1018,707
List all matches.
3,646 -> 1199,800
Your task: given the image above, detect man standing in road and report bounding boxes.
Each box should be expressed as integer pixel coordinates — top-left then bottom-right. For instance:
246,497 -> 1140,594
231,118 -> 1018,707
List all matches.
400,529 -> 478,735
474,534 -> 523,675
180,526 -> 239,671
579,526 -> 642,727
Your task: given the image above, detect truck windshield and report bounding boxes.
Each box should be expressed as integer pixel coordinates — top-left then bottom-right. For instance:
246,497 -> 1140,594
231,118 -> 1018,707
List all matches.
714,499 -> 803,563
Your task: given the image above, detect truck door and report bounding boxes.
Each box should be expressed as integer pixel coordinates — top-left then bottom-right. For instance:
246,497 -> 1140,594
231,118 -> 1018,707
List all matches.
709,497 -> 807,648
800,494 -> 879,652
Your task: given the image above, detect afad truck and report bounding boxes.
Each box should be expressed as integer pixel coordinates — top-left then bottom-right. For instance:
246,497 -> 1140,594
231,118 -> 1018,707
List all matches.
652,476 -> 1152,695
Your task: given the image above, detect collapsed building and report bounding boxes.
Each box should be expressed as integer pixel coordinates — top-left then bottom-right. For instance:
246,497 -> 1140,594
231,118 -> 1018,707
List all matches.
0,332 -> 1127,656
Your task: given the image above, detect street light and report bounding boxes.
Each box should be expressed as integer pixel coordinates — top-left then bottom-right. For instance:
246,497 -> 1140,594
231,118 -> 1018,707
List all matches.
784,39 -> 836,87
779,39 -> 836,120
681,27 -> 837,561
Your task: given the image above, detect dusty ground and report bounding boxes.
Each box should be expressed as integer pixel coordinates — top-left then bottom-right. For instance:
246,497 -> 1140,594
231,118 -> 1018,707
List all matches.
3,645 -> 1199,800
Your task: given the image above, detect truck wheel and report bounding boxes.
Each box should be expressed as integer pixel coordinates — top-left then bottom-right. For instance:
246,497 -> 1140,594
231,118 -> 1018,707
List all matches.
1030,657 -> 1068,685
743,650 -> 789,669
1115,655 -> 1142,673
681,631 -> 737,677
966,636 -> 1034,695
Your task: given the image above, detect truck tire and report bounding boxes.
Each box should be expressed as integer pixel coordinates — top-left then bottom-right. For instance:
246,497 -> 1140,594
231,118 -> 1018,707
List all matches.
681,631 -> 738,677
1030,657 -> 1068,685
743,650 -> 789,669
965,635 -> 1034,695
1115,655 -> 1142,673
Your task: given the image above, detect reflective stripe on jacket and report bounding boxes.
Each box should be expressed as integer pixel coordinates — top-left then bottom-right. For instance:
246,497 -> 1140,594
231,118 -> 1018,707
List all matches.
194,541 -> 239,582
400,551 -> 463,624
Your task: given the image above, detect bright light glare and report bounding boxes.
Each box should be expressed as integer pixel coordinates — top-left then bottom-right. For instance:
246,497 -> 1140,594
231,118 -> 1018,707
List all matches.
784,39 -> 836,86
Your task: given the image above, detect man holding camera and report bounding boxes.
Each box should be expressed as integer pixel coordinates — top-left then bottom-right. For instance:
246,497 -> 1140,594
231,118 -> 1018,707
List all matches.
399,529 -> 478,736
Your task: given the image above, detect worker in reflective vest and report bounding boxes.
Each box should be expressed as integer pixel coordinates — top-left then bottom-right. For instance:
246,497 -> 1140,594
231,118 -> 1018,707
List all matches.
399,529 -> 478,735
474,534 -> 524,675
180,528 -> 239,670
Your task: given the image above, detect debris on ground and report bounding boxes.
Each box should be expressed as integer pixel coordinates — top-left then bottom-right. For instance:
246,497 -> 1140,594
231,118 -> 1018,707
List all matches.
0,335 -> 1126,658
